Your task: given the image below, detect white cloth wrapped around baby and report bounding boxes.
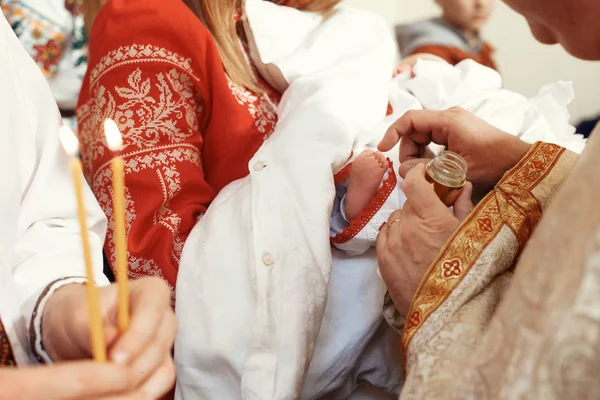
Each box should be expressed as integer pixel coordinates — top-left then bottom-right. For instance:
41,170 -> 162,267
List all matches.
174,1 -> 586,400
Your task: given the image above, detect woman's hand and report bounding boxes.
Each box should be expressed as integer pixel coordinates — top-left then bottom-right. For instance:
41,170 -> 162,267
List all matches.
378,107 -> 531,193
376,164 -> 474,316
42,277 -> 177,398
0,361 -> 152,400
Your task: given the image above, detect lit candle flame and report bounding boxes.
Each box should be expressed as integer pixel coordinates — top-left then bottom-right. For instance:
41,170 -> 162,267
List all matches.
59,125 -> 79,156
104,119 -> 123,151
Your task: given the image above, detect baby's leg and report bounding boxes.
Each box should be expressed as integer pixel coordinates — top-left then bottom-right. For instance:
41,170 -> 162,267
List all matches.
344,150 -> 388,221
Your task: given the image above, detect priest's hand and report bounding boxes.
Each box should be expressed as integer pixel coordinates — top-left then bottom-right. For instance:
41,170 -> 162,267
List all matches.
378,107 -> 531,195
41,277 -> 177,398
376,164 -> 474,317
0,361 -> 158,399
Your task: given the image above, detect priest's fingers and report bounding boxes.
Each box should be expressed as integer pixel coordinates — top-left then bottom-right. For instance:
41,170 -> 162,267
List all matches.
377,209 -> 403,252
376,209 -> 404,268
401,164 -> 447,219
376,220 -> 390,256
453,182 -> 474,222
398,136 -> 437,167
379,109 -> 452,152
398,158 -> 430,179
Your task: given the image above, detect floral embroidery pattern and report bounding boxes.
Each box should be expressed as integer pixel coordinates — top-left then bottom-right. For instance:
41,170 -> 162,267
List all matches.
3,0 -> 67,77
89,44 -> 197,87
406,310 -> 422,330
128,256 -> 176,305
477,217 -> 494,233
442,259 -> 463,279
228,77 -> 278,140
32,38 -> 62,73
78,67 -> 203,170
3,0 -> 87,78
89,146 -> 200,307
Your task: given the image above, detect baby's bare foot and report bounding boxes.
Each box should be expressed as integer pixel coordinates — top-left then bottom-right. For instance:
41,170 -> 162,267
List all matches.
344,150 -> 388,221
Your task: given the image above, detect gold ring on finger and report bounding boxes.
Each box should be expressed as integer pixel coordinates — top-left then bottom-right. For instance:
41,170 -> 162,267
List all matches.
388,218 -> 402,228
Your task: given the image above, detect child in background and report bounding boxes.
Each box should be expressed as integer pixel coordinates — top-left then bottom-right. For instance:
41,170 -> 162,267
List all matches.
395,0 -> 497,71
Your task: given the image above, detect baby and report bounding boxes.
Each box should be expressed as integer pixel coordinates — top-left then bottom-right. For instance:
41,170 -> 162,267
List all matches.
245,29 -> 405,257
330,149 -> 403,256
395,0 -> 497,72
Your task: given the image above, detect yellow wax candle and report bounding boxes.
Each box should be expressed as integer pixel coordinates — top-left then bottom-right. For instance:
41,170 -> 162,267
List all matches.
104,119 -> 130,332
60,127 -> 107,363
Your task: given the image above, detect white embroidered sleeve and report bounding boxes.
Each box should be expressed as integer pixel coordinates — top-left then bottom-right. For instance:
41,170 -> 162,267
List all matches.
4,14 -> 109,363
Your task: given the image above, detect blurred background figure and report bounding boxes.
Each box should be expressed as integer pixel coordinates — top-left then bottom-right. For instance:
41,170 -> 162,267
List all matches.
345,0 -> 599,142
2,0 -> 87,131
395,0 -> 497,70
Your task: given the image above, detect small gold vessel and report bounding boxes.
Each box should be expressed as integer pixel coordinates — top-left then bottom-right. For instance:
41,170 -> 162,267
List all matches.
425,151 -> 468,207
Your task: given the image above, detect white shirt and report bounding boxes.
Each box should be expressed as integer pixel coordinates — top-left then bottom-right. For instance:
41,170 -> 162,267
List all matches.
0,14 -> 107,365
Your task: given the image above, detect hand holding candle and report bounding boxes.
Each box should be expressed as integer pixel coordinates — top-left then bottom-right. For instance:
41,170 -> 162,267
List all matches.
104,119 -> 130,332
59,126 -> 107,362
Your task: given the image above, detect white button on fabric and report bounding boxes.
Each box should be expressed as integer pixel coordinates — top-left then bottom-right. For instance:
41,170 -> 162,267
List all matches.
253,161 -> 266,171
262,253 -> 275,266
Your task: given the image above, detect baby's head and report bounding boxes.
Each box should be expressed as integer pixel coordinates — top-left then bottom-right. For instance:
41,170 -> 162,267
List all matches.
435,0 -> 496,32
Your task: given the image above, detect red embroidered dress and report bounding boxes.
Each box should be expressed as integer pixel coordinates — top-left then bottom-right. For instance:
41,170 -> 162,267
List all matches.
77,0 -> 281,296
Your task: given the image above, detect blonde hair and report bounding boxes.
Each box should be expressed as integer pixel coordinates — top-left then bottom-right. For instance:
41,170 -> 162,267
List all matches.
83,0 -> 342,93
184,0 -> 341,92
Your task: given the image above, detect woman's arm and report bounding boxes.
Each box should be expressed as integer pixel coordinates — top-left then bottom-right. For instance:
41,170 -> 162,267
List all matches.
77,0 -> 223,300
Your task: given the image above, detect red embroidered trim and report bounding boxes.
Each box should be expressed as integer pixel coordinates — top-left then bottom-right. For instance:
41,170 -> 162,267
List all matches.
333,163 -> 352,186
333,151 -> 355,185
331,159 -> 397,244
